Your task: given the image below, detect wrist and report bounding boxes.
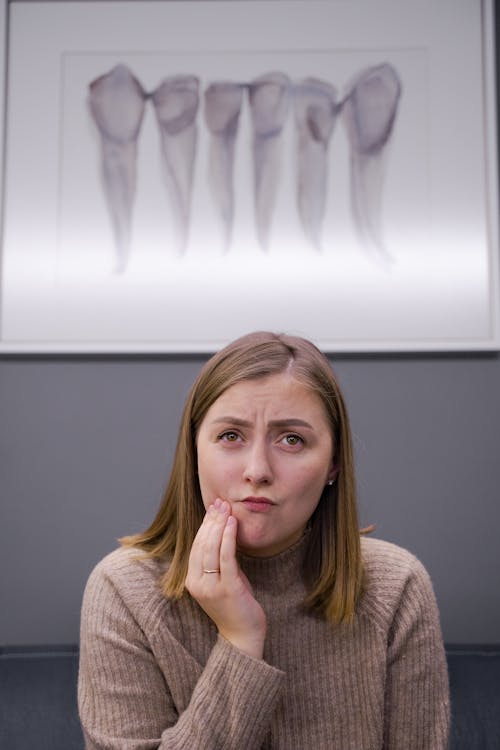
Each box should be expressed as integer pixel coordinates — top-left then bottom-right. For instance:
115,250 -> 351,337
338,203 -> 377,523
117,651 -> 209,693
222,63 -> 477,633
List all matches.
219,630 -> 266,660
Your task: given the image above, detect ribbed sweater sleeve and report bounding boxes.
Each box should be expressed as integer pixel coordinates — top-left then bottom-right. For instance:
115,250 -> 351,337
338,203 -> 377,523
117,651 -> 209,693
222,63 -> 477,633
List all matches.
381,552 -> 450,749
78,555 -> 284,750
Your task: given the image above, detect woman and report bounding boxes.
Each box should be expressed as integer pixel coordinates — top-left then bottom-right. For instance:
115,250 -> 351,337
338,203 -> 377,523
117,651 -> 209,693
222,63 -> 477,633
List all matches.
78,331 -> 450,749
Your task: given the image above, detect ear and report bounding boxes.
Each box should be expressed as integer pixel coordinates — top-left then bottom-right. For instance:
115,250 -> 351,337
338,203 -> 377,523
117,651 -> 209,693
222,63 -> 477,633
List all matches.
327,460 -> 339,485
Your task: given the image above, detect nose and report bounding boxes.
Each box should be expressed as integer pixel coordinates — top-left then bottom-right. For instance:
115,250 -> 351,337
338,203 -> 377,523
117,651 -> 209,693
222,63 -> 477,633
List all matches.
242,441 -> 273,485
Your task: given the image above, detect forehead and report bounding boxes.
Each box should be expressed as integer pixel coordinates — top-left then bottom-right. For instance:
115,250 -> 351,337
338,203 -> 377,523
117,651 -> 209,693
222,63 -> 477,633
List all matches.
204,373 -> 329,424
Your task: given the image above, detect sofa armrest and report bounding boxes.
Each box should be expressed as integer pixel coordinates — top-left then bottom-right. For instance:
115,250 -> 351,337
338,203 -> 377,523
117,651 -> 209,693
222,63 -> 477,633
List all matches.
0,645 -> 84,750
446,644 -> 500,750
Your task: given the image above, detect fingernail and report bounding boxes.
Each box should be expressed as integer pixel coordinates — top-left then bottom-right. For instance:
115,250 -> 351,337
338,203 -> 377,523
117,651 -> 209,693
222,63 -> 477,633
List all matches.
213,498 -> 222,510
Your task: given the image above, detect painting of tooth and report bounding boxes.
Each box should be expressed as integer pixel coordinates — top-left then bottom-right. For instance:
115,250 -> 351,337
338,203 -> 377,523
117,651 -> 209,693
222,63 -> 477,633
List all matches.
151,75 -> 200,254
341,63 -> 402,262
88,64 -> 146,272
88,63 -> 402,265
294,78 -> 338,250
204,82 -> 244,251
248,73 -> 291,251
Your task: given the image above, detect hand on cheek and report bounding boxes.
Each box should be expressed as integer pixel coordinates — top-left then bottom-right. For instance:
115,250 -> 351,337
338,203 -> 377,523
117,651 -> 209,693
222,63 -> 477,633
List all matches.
185,499 -> 267,659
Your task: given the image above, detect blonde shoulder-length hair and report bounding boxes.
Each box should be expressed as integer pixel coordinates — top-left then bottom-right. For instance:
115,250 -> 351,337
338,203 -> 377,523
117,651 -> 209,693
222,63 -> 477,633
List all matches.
121,331 -> 364,625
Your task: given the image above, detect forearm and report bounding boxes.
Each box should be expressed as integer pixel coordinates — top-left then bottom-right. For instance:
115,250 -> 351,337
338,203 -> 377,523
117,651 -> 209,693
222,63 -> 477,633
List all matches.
160,636 -> 284,748
80,631 -> 284,750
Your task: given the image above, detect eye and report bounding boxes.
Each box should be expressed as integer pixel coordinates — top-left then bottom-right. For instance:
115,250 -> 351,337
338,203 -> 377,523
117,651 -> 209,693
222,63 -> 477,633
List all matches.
281,434 -> 304,447
217,430 -> 240,443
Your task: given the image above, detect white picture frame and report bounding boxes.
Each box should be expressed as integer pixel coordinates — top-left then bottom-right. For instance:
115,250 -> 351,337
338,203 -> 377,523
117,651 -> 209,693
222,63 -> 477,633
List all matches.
0,0 -> 498,352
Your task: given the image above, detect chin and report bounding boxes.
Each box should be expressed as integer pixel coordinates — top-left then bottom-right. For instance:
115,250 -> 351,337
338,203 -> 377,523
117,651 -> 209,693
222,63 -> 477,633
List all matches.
237,529 -> 290,558
236,528 -> 275,556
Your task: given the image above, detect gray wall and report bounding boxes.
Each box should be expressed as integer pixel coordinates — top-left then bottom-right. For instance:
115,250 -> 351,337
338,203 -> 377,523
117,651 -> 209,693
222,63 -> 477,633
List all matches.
1,352 -> 500,645
1,0 -> 499,646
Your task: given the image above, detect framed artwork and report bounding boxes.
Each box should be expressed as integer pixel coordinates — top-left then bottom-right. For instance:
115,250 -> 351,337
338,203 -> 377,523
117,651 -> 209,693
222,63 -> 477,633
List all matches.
0,0 -> 498,352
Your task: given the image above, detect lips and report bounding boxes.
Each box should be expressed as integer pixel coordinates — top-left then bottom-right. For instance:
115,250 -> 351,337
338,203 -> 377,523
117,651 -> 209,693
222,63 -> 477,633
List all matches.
240,496 -> 276,512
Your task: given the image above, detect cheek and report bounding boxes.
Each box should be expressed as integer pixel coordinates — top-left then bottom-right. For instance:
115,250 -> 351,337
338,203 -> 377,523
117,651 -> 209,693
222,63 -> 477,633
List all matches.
293,454 -> 330,485
291,462 -> 330,505
196,454 -> 212,503
197,455 -> 235,504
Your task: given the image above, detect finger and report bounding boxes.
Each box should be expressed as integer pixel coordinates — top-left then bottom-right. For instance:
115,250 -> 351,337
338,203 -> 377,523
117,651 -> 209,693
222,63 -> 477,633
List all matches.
219,515 -> 239,579
187,504 -> 214,572
201,499 -> 229,574
188,501 -> 226,571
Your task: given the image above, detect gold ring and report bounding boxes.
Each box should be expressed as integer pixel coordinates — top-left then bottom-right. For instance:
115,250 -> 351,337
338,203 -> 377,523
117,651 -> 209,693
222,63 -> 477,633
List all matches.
203,568 -> 220,574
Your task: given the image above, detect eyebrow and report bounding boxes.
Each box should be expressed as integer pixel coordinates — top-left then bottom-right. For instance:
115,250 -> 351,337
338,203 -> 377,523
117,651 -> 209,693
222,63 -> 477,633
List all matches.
211,416 -> 315,430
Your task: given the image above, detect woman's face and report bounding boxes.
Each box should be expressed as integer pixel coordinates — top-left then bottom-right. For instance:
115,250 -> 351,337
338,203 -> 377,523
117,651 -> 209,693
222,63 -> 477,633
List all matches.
196,372 -> 336,557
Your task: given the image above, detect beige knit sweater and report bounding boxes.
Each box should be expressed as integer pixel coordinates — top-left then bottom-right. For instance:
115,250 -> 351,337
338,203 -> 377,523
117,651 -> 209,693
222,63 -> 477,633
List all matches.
78,535 -> 450,749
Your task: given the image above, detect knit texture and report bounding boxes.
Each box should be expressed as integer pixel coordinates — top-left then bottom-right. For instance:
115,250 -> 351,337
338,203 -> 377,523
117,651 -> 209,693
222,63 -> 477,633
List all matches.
78,535 -> 450,749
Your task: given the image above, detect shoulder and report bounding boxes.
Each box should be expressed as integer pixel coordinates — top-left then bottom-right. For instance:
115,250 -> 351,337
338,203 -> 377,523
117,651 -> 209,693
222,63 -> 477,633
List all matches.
361,535 -> 427,580
86,546 -> 168,588
82,547 -> 170,631
358,536 -> 438,631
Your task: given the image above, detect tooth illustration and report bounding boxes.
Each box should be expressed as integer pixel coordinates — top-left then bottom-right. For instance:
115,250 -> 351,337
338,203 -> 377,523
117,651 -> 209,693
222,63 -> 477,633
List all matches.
341,63 -> 402,262
88,64 -> 147,272
294,77 -> 338,250
151,75 -> 200,254
204,82 -> 244,251
248,72 -> 291,250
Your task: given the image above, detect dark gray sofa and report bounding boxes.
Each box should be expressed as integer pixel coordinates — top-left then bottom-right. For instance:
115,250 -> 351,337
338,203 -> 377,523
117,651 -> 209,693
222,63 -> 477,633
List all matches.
0,644 -> 499,749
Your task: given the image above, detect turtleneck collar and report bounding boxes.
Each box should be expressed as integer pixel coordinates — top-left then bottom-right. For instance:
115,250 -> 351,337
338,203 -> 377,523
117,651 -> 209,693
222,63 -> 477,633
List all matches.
236,527 -> 310,592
